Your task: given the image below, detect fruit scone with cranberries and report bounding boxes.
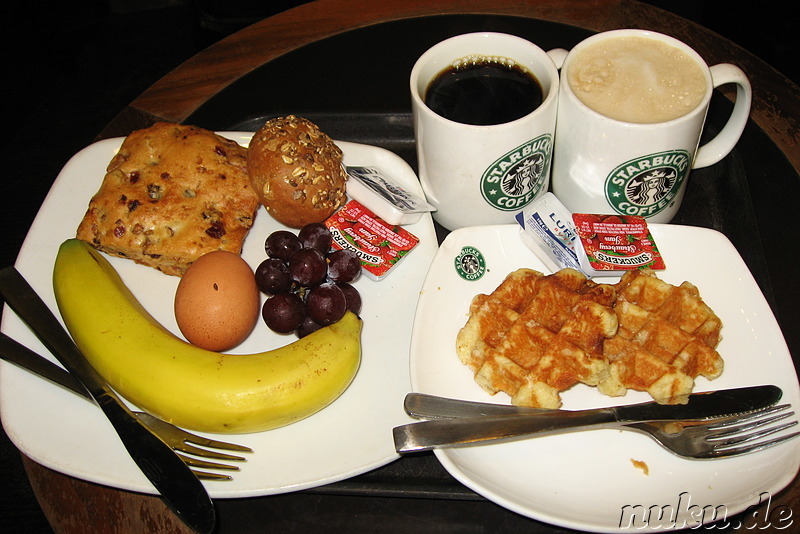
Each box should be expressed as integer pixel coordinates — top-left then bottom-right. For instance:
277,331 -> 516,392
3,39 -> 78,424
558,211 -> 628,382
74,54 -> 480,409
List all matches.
76,122 -> 260,276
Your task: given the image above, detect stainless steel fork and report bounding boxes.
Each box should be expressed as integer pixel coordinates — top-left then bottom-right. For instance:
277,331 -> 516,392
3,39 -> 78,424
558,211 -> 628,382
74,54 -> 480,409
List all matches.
399,392 -> 800,459
0,332 -> 251,480
624,405 -> 798,459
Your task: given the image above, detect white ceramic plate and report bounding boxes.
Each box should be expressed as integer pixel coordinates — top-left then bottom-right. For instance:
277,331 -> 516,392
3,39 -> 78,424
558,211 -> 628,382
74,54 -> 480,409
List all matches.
410,224 -> 800,532
0,133 -> 437,498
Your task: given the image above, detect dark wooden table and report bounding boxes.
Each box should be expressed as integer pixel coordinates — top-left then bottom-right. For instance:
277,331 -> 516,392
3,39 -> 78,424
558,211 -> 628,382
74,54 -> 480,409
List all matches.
6,0 -> 800,532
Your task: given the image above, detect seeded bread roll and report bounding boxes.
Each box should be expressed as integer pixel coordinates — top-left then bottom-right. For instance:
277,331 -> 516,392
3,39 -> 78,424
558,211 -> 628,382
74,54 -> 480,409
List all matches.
247,115 -> 347,228
76,122 -> 260,276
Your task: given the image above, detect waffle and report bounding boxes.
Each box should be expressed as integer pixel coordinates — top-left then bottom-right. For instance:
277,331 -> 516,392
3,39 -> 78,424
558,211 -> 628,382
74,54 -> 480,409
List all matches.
456,268 -> 619,408
456,268 -> 723,408
604,269 -> 724,404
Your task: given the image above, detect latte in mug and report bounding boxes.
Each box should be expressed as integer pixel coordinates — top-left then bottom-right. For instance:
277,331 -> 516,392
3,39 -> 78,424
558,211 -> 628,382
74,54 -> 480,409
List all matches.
551,29 -> 752,223
567,36 -> 707,124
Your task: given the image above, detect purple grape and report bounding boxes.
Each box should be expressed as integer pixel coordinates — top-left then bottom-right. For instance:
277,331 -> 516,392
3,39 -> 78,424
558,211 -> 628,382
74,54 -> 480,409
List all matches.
262,292 -> 306,333
265,230 -> 301,261
337,282 -> 362,315
255,257 -> 292,294
327,248 -> 361,283
298,222 -> 332,254
289,247 -> 328,286
296,315 -> 323,338
305,283 -> 347,326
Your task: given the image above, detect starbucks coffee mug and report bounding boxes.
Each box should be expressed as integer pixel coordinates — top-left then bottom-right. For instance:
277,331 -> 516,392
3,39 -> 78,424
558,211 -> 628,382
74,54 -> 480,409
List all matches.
410,32 -> 567,230
551,29 -> 752,223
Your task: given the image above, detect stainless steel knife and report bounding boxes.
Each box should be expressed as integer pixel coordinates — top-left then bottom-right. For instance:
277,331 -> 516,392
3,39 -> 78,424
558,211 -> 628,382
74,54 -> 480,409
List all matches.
393,386 -> 783,453
0,266 -> 215,534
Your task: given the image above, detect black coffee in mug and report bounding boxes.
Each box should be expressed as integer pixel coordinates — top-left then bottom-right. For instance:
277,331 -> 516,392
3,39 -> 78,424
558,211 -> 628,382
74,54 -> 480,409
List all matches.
424,58 -> 544,126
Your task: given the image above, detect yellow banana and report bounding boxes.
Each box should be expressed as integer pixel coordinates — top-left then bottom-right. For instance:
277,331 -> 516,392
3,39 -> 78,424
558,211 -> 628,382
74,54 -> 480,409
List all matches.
52,238 -> 362,434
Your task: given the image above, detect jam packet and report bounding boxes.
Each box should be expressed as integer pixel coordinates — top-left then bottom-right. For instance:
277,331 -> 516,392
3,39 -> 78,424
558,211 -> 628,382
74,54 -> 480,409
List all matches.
572,213 -> 665,275
325,199 -> 420,280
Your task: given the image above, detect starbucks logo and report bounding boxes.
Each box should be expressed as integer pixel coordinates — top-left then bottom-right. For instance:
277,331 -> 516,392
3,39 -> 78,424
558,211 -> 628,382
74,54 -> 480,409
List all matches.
481,134 -> 552,212
605,150 -> 690,217
454,246 -> 486,281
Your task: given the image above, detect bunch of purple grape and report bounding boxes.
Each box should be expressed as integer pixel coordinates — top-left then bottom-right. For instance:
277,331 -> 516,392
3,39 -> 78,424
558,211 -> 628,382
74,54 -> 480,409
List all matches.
256,222 -> 362,337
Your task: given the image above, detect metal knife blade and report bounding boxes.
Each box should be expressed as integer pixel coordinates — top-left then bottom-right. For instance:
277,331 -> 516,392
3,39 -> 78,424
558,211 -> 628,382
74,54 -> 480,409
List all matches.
0,266 -> 215,534
394,385 -> 783,453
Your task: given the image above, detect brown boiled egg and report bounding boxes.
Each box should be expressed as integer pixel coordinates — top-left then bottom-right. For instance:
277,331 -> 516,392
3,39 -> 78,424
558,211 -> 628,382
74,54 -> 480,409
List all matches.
174,251 -> 260,351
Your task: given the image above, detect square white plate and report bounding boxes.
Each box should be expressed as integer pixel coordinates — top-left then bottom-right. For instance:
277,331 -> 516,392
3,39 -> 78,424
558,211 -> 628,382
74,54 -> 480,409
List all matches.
410,224 -> 800,532
0,134 -> 437,498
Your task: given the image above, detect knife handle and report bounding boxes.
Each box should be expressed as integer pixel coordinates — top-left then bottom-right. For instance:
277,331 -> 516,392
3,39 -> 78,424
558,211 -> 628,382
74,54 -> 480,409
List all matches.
0,332 -> 89,399
404,392 -> 553,419
393,409 -> 615,452
0,266 -> 108,399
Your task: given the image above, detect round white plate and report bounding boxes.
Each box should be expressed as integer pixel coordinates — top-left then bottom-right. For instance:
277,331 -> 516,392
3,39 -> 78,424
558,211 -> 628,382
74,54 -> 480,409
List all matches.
0,133 -> 437,498
410,224 -> 800,532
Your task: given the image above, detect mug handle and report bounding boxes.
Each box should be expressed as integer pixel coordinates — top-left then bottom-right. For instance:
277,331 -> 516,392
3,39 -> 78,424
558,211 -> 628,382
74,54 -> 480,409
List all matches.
693,63 -> 752,169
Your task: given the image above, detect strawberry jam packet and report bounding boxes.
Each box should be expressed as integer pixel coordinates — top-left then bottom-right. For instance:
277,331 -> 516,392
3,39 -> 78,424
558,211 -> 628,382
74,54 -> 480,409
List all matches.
325,199 -> 420,280
572,213 -> 665,275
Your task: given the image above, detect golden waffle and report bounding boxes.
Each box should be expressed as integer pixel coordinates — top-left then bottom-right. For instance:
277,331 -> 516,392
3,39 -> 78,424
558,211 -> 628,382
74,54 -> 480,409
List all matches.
456,268 -> 618,409
456,268 -> 723,408
456,268 -> 544,374
604,269 -> 724,404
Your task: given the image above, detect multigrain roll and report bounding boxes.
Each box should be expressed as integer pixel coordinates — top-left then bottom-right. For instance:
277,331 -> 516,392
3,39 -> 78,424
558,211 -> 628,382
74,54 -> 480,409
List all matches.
247,115 -> 347,228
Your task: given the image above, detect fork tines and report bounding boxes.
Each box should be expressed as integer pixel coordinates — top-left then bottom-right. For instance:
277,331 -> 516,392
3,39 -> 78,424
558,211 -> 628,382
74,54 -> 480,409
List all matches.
707,404 -> 800,457
177,438 -> 251,481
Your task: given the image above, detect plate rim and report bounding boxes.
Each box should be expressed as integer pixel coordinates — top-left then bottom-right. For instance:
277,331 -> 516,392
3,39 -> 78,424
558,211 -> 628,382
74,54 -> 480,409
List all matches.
0,133 -> 437,497
410,222 -> 800,532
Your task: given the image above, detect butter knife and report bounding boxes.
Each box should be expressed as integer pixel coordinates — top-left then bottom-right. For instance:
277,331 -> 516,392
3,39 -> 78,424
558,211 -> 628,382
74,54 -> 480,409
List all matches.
393,386 -> 783,452
0,266 -> 215,534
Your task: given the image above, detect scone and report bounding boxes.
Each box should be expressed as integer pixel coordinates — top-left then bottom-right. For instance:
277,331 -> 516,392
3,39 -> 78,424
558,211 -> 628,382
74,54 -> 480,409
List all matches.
76,122 -> 260,276
247,115 -> 347,228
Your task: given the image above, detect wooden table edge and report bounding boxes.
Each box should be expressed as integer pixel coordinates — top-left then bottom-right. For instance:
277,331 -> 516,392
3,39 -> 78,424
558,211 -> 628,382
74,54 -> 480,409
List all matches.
99,0 -> 800,177
40,0 -> 793,530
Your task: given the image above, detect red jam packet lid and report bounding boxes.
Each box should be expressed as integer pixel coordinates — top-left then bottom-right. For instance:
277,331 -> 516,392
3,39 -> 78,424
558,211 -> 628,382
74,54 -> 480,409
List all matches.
325,199 -> 420,281
572,213 -> 665,274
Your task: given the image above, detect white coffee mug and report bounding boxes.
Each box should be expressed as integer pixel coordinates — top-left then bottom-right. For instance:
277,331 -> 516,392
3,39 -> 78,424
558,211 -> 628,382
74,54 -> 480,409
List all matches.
410,32 -> 566,230
551,29 -> 752,223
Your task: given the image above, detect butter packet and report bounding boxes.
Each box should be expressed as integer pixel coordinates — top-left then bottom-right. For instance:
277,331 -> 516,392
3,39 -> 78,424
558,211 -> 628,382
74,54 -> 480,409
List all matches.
345,166 -> 436,226
515,193 -> 582,273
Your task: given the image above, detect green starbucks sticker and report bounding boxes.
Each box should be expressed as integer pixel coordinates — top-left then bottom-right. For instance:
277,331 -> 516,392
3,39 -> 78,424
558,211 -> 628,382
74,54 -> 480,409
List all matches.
605,150 -> 690,217
454,246 -> 486,281
481,134 -> 552,212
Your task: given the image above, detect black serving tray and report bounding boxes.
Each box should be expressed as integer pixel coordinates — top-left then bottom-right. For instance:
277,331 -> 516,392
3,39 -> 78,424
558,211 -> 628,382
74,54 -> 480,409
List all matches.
187,14 -> 799,532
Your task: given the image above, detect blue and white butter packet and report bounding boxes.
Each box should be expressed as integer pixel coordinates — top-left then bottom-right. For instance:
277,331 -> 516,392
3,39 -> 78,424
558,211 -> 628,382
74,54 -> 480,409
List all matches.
516,192 -> 582,273
345,166 -> 436,226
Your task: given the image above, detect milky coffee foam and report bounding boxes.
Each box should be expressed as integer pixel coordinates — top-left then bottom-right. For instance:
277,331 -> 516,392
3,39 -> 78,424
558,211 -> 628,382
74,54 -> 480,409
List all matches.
568,36 -> 707,124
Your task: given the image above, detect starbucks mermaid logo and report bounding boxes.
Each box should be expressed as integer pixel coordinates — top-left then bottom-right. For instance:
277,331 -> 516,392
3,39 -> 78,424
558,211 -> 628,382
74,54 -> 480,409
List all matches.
626,168 -> 678,205
481,134 -> 552,212
605,150 -> 690,217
